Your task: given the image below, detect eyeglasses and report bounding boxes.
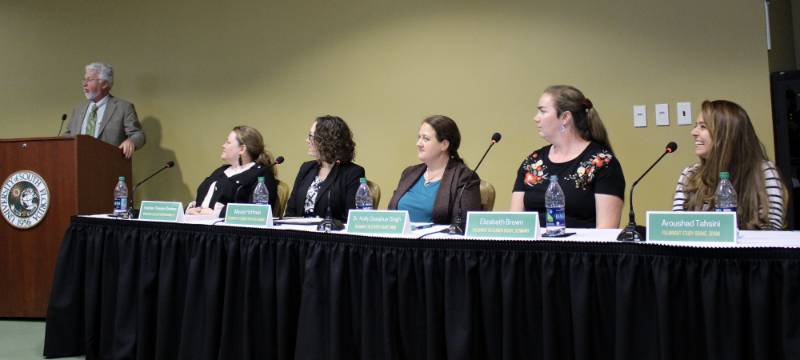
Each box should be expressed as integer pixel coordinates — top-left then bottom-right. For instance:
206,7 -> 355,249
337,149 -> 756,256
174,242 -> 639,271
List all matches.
81,78 -> 100,83
307,133 -> 315,141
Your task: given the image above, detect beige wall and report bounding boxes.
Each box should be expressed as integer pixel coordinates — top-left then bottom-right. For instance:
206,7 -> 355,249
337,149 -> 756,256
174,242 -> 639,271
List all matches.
0,0 -> 774,225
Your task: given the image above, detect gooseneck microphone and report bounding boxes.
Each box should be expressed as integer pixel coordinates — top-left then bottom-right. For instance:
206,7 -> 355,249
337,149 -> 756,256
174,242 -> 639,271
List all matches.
57,114 -> 67,136
126,161 -> 175,218
617,141 -> 677,241
448,132 -> 502,235
233,155 -> 285,203
133,161 -> 175,194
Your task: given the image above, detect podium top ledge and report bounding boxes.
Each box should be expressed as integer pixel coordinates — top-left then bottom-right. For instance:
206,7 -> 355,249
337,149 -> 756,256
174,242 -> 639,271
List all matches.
0,136 -> 78,143
0,135 -> 103,143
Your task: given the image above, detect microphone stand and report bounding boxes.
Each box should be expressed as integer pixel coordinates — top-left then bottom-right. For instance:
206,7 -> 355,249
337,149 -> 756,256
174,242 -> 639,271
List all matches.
617,149 -> 673,241
448,184 -> 468,235
318,189 -> 344,231
317,162 -> 344,232
448,139 -> 499,235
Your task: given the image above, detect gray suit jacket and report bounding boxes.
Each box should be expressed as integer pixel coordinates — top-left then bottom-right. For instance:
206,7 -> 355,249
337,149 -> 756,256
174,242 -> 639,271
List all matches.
64,95 -> 145,149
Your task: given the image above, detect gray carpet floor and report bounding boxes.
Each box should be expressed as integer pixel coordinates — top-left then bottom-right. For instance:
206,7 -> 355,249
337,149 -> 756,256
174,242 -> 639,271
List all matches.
0,319 -> 83,359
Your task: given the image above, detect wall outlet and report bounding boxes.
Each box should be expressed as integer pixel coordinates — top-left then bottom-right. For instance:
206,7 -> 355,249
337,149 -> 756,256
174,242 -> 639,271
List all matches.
633,105 -> 647,127
677,102 -> 692,125
655,103 -> 669,126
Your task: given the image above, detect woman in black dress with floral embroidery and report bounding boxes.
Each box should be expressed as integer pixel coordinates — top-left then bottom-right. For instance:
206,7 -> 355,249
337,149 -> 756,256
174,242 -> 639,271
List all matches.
510,85 -> 625,228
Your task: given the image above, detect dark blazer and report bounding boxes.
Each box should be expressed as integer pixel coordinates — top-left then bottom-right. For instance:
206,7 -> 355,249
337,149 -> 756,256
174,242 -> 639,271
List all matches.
194,163 -> 278,216
64,95 -> 146,149
285,160 -> 365,222
387,160 -> 481,224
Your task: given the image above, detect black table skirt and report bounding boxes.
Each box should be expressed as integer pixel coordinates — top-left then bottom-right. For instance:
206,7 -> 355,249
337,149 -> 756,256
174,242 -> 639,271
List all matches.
44,217 -> 800,359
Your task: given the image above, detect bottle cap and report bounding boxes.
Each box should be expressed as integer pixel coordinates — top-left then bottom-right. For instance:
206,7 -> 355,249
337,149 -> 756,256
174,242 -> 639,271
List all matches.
549,175 -> 558,181
119,176 -> 125,181
258,176 -> 265,182
360,177 -> 367,184
719,172 -> 730,180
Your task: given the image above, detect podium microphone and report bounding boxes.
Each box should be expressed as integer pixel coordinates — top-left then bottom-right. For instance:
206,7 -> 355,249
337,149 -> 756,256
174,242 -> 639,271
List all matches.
449,132 -> 502,235
57,114 -> 67,136
127,160 -> 175,218
617,141 -> 677,241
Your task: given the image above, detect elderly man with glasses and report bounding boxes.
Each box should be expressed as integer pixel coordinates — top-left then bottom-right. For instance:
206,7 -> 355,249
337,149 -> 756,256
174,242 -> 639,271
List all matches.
63,62 -> 145,158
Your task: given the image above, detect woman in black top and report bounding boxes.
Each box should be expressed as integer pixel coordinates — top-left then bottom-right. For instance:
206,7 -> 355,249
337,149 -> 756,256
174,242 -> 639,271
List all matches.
511,85 -> 625,228
186,126 -> 278,216
285,115 -> 365,222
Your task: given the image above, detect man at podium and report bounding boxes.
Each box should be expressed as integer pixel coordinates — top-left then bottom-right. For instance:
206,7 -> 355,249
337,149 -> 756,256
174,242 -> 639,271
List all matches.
63,62 -> 145,158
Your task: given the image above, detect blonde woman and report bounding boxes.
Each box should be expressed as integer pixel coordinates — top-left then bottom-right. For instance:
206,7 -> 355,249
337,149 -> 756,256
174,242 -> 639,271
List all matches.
186,126 -> 278,216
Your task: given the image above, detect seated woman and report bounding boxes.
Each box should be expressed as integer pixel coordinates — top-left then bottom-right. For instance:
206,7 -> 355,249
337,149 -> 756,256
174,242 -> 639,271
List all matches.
673,100 -> 788,229
285,115 -> 365,222
387,115 -> 481,224
510,85 -> 625,228
186,125 -> 278,216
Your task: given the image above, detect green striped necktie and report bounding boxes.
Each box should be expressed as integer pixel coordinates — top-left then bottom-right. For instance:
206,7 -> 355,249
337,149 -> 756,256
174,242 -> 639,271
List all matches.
85,104 -> 98,137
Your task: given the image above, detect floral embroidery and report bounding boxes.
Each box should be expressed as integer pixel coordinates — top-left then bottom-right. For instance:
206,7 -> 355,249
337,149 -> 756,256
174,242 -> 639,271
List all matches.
566,151 -> 613,190
522,151 -> 548,186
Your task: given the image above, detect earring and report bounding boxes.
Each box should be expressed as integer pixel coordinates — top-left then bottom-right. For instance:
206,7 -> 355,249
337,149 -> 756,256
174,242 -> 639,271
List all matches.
560,124 -> 567,133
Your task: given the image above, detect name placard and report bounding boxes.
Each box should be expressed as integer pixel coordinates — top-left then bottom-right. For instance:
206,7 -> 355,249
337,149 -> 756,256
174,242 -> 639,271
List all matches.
225,203 -> 273,227
346,210 -> 410,235
465,211 -> 539,240
139,201 -> 183,222
646,211 -> 737,242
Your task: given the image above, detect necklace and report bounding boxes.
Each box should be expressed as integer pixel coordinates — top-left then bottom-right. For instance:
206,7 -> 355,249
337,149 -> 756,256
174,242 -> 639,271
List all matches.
423,178 -> 440,187
423,170 -> 442,186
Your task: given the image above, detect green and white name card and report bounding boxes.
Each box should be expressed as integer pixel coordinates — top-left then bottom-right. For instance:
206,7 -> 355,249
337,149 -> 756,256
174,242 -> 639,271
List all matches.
224,203 -> 273,227
138,201 -> 184,222
647,211 -> 737,243
347,210 -> 411,235
465,211 -> 539,240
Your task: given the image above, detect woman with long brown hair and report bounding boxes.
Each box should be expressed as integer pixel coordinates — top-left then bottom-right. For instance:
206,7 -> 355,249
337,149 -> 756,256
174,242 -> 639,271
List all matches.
510,85 -> 625,228
672,100 -> 787,229
186,125 -> 278,216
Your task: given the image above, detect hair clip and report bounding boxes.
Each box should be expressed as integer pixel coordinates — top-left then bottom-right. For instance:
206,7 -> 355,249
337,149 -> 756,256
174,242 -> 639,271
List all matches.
583,98 -> 594,111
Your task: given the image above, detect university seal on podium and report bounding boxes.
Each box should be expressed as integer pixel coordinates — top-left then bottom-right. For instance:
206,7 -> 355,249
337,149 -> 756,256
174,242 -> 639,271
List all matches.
1,170 -> 50,229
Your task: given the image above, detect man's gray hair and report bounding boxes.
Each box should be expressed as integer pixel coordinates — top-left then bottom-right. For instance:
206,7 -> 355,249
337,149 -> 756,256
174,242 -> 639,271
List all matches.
85,62 -> 114,88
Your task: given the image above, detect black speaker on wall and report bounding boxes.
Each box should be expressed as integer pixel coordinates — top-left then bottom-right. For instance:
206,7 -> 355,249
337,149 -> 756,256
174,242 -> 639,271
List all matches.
770,71 -> 800,230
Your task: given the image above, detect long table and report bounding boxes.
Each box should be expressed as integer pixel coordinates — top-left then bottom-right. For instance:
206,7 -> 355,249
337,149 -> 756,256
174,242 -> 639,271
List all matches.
44,216 -> 800,359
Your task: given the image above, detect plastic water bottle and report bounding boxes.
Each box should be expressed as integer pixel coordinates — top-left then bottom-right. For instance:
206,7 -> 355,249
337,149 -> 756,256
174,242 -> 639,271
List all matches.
252,176 -> 270,205
113,176 -> 128,217
715,171 -> 737,212
355,177 -> 373,210
545,175 -> 566,236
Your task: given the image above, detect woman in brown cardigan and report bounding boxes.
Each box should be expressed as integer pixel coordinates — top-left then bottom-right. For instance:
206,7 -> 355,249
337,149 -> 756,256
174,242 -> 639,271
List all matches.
387,115 -> 481,224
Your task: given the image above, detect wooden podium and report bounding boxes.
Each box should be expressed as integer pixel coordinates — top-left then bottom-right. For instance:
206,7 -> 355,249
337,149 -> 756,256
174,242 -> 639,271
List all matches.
0,135 -> 131,317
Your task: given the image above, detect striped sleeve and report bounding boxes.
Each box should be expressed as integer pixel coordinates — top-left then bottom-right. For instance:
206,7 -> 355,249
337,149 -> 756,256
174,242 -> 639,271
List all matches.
672,165 -> 697,211
762,161 -> 785,229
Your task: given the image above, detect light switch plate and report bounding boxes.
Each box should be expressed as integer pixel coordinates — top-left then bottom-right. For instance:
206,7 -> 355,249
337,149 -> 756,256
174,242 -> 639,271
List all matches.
633,105 -> 647,127
677,102 -> 692,125
655,103 -> 669,126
